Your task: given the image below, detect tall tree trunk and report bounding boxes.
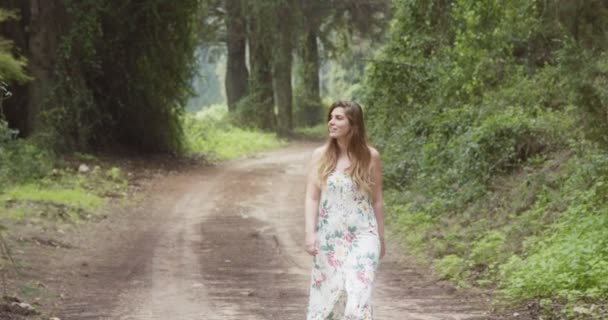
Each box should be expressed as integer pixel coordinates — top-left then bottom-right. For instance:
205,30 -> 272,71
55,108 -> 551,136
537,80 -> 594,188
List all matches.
302,29 -> 320,103
26,0 -> 65,136
247,15 -> 276,131
273,3 -> 293,136
224,0 -> 249,112
299,28 -> 322,126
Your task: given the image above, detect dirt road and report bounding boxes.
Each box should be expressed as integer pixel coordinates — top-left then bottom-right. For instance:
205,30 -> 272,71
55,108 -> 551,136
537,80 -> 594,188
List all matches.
46,142 -> 490,319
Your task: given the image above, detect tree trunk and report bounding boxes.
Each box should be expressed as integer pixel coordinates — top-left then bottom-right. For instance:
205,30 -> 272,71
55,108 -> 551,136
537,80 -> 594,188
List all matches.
299,28 -> 322,126
273,3 -> 293,136
26,0 -> 65,136
247,15 -> 276,131
224,0 -> 249,112
302,29 -> 320,103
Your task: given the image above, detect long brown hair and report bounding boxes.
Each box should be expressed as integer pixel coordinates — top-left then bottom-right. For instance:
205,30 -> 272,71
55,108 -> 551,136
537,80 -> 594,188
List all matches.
317,101 -> 372,194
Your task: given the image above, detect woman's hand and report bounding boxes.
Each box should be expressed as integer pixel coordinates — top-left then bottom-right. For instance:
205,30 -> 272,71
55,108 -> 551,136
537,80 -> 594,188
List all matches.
305,232 -> 318,256
380,237 -> 386,260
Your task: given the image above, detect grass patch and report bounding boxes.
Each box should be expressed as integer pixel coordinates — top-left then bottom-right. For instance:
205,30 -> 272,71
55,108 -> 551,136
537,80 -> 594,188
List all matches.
0,183 -> 104,222
184,104 -> 287,160
1,184 -> 103,210
0,164 -> 128,223
200,129 -> 285,160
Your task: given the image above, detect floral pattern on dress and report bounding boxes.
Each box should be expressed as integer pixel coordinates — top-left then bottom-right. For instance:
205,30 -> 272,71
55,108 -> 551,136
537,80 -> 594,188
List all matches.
307,171 -> 380,320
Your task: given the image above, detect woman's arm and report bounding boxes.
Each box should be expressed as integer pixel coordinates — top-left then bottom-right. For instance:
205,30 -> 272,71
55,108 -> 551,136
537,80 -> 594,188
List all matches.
304,147 -> 323,256
370,148 -> 386,259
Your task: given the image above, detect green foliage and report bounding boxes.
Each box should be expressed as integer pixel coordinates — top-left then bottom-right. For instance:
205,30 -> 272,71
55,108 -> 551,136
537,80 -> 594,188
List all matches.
1,184 -> 103,211
0,8 -> 29,83
294,124 -> 327,141
435,254 -> 467,282
293,87 -> 324,128
294,36 -> 373,127
557,49 -> 608,146
319,59 -> 363,102
184,104 -> 286,160
500,150 -> 608,302
0,117 -> 16,142
106,167 -> 123,182
232,91 -> 276,131
36,0 -> 203,152
239,1 -> 278,132
97,0 -> 202,152
73,152 -> 97,162
364,0 -> 608,314
0,120 -> 54,189
470,231 -> 505,267
0,51 -> 28,84
39,0 -> 103,151
385,196 -> 435,258
0,163 -> 128,222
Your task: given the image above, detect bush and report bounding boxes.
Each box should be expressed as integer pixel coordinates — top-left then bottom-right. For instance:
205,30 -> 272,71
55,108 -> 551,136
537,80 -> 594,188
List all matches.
435,254 -> 467,282
470,231 -> 506,267
0,120 -> 54,189
0,8 -> 30,84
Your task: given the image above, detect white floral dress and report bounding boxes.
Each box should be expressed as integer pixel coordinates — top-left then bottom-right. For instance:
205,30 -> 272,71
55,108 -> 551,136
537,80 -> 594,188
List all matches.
306,171 -> 380,320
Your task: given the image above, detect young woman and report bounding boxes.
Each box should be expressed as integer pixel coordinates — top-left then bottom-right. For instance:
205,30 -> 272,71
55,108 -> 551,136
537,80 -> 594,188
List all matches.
304,101 -> 385,319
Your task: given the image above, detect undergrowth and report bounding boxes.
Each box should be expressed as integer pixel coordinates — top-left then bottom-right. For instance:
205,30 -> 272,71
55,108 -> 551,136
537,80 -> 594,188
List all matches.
366,1 -> 608,318
0,164 -> 128,223
183,104 -> 286,160
293,123 -> 327,141
1,119 -> 128,224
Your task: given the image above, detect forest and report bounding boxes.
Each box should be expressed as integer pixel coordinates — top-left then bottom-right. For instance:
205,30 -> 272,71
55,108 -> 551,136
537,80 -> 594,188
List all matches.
1,0 -> 608,319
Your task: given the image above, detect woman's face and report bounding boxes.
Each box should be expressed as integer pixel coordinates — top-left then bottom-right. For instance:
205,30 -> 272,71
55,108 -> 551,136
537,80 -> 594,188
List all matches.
328,107 -> 351,139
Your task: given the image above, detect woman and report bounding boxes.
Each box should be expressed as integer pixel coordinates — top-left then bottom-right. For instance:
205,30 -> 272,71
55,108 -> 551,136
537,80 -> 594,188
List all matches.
304,100 -> 386,320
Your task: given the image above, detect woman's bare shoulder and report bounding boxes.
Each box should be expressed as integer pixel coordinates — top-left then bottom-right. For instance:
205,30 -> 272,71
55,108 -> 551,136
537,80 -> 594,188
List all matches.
311,145 -> 327,161
368,146 -> 381,159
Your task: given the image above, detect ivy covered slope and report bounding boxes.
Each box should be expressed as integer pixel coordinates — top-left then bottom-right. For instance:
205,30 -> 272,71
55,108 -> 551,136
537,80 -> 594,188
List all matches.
363,0 -> 608,318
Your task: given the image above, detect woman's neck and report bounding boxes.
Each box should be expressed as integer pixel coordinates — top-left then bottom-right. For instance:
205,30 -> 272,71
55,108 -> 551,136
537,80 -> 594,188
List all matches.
336,137 -> 349,154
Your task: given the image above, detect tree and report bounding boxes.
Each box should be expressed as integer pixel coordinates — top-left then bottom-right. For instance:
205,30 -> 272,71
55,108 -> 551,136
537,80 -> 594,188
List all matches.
0,1 -> 66,137
224,0 -> 249,111
96,0 -> 201,151
1,0 -> 203,152
273,0 -> 295,135
239,1 -> 276,131
295,0 -> 389,126
295,1 -> 324,127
